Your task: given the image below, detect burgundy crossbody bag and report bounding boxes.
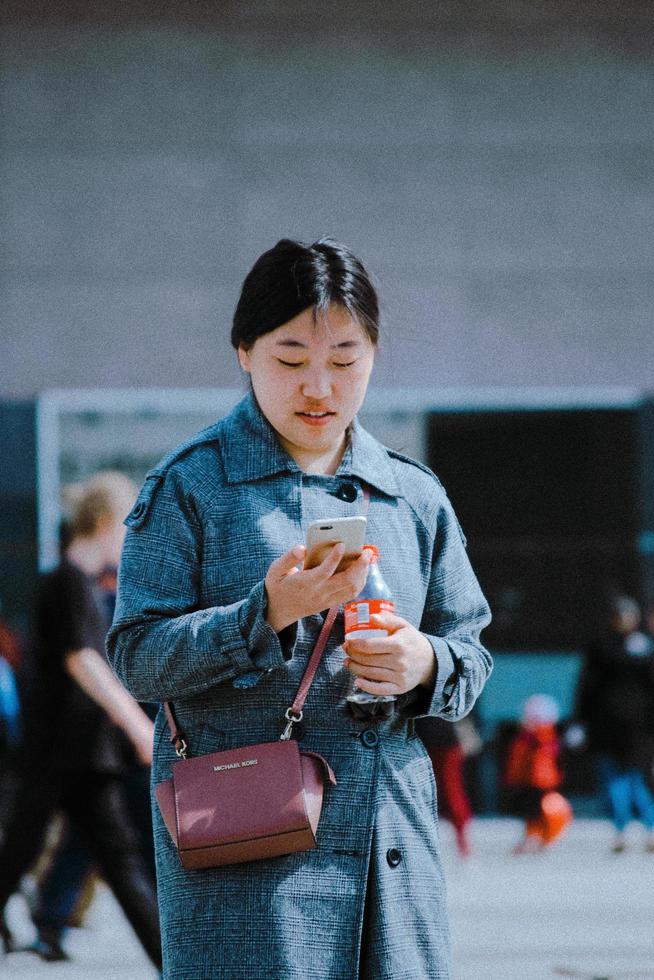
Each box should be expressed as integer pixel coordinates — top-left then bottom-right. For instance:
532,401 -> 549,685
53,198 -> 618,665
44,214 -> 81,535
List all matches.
156,490 -> 368,871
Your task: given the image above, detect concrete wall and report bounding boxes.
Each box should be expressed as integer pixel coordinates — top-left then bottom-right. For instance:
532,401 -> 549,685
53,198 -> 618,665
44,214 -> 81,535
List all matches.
2,3 -> 654,397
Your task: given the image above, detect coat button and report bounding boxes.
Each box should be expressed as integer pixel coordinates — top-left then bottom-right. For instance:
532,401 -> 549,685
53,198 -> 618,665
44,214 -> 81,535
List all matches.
131,502 -> 146,519
386,848 -> 402,868
361,728 -> 379,748
336,482 -> 358,503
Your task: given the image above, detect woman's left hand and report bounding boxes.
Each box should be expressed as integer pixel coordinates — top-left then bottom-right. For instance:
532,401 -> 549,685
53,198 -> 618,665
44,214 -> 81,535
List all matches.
342,611 -> 436,697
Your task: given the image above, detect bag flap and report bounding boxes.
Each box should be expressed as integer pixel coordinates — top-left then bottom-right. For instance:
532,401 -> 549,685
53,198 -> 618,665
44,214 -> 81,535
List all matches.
301,750 -> 337,787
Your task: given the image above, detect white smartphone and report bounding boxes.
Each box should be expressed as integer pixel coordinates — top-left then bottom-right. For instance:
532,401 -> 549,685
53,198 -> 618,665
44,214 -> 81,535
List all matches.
304,516 -> 367,571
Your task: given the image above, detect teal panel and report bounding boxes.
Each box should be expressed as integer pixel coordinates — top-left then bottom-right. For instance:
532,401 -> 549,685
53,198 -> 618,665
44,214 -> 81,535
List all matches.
477,650 -> 584,729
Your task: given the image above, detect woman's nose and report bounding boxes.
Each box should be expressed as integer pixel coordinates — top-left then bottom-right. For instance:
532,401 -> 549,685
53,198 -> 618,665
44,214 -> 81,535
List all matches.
301,369 -> 332,399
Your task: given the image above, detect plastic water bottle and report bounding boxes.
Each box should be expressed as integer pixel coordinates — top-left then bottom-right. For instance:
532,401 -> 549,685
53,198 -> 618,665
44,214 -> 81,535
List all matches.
344,545 -> 396,706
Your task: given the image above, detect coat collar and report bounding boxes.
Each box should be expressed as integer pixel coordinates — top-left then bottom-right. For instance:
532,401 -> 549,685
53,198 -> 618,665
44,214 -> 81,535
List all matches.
221,392 -> 401,498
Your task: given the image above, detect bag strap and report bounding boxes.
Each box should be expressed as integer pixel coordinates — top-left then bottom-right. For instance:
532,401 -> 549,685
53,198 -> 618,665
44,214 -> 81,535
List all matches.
165,486 -> 370,755
164,701 -> 188,758
279,604 -> 340,739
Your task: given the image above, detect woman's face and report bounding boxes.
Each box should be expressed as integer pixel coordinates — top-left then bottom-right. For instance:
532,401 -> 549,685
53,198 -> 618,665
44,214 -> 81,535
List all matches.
238,304 -> 375,472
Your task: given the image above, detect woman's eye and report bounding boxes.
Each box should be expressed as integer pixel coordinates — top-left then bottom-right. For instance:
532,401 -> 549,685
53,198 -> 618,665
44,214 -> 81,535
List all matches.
276,358 -> 357,368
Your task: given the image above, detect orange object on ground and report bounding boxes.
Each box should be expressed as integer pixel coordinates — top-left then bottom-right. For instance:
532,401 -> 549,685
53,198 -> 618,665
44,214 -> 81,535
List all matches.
538,791 -> 573,843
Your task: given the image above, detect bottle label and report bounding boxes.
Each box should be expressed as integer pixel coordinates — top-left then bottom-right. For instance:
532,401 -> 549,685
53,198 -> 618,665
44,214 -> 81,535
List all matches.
344,599 -> 395,634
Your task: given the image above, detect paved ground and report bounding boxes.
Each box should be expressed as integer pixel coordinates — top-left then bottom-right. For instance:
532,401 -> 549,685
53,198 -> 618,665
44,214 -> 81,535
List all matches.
445,819 -> 654,980
2,818 -> 654,979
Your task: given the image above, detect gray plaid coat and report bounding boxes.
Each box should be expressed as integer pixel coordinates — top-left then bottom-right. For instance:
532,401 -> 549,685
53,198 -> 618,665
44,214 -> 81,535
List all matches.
107,393 -> 492,980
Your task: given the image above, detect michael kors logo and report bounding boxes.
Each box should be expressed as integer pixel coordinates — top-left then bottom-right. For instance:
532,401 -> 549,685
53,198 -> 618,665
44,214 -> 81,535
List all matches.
213,759 -> 258,772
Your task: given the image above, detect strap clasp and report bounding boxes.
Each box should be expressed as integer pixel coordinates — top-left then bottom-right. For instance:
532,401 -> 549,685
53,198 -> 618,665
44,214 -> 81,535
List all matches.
280,707 -> 303,741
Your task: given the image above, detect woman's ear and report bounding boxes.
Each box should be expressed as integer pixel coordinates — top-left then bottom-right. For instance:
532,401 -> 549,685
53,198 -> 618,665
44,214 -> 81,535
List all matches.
237,345 -> 251,373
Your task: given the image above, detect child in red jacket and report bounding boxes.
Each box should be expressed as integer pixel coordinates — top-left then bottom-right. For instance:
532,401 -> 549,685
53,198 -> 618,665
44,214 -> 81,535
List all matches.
504,694 -> 572,853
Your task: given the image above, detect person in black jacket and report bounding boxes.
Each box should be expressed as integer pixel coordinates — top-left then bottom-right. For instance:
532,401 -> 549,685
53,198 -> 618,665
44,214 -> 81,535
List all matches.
576,594 -> 654,853
0,472 -> 161,968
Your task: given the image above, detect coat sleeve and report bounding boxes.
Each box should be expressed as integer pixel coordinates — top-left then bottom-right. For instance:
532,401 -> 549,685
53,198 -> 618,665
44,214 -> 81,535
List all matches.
106,470 -> 295,702
411,496 -> 493,721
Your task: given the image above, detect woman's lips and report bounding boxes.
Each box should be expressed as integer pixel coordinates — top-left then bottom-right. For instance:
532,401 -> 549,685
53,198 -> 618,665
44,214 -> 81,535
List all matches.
296,411 -> 335,427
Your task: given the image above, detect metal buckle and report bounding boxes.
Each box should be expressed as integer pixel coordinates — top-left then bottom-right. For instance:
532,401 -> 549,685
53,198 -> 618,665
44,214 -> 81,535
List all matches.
280,708 -> 303,741
175,739 -> 188,760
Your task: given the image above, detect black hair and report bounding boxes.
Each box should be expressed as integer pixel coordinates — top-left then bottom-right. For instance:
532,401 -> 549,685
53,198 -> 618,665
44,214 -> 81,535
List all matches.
231,238 -> 379,349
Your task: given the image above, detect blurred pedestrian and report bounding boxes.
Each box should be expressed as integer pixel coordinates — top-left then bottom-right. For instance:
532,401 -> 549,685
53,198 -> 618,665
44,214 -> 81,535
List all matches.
24,555 -> 159,959
575,594 -> 654,853
417,716 -> 480,856
0,600 -> 22,673
645,598 -> 654,645
0,601 -> 23,955
0,605 -> 21,757
504,694 -> 572,854
0,472 -> 161,968
0,598 -> 22,769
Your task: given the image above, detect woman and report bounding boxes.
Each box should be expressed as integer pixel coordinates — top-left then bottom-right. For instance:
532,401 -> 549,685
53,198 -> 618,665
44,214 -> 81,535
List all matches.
0,472 -> 161,968
576,594 -> 654,853
107,238 -> 492,979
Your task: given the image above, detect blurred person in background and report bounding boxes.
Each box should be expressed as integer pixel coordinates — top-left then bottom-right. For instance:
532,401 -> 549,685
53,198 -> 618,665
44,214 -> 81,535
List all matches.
575,594 -> 654,853
416,715 -> 481,857
503,694 -> 572,854
0,600 -> 22,674
0,597 -> 22,788
0,597 -> 22,768
645,598 -> 654,645
0,599 -> 22,955
0,472 -> 161,969
23,556 -> 158,961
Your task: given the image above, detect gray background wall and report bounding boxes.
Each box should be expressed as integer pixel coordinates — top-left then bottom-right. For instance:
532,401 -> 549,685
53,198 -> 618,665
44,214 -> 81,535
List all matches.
2,2 -> 653,397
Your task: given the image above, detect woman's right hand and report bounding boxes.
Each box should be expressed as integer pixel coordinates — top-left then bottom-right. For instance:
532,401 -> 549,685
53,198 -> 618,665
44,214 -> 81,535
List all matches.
264,544 -> 372,633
